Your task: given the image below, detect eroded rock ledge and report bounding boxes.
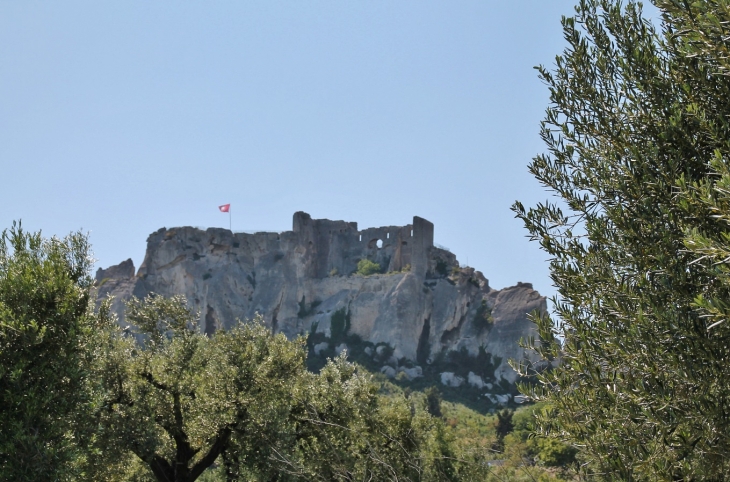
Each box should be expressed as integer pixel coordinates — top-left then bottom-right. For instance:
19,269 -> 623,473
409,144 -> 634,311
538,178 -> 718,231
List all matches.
96,212 -> 545,382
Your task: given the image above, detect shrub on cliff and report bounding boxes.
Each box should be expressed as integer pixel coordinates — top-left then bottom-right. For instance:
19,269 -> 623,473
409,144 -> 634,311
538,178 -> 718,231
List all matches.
356,258 -> 381,276
514,0 -> 730,478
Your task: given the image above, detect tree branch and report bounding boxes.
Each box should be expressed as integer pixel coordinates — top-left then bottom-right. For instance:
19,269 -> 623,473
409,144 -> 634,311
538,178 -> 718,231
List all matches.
130,445 -> 174,482
190,427 -> 232,480
142,370 -> 169,391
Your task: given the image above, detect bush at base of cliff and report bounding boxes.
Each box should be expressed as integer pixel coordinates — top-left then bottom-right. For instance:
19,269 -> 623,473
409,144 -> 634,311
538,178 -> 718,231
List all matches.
530,437 -> 578,468
438,400 -> 577,481
499,403 -> 577,472
329,307 -> 350,342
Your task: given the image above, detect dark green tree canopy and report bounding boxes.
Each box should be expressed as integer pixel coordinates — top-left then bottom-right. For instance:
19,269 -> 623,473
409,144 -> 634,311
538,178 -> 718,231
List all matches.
91,295 -> 307,482
0,223 -> 95,480
92,295 -> 472,482
515,0 -> 730,479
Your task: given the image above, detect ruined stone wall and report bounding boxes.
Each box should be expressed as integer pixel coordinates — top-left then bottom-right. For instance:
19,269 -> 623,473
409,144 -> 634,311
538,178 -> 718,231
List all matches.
291,211 -> 433,278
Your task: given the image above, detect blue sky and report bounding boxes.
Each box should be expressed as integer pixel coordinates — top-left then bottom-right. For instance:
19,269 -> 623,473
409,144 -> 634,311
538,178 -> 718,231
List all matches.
2,1 -> 594,300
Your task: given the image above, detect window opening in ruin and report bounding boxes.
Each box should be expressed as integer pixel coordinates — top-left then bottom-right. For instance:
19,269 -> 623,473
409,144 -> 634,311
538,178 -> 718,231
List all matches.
368,238 -> 383,249
411,230 -> 413,237
387,233 -> 390,239
359,234 -> 362,242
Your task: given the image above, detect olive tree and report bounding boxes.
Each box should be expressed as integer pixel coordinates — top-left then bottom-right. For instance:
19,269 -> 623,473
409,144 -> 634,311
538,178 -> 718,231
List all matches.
95,295 -> 476,482
514,0 -> 730,479
0,223 -> 97,480
91,295 -> 306,482
222,356 -> 462,482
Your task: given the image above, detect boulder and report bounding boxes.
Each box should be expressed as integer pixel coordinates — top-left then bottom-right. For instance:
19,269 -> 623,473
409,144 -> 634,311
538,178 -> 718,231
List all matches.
495,394 -> 511,404
399,366 -> 423,380
468,371 -> 485,389
485,393 -> 511,405
380,366 -> 396,379
313,342 -> 329,356
440,372 -> 464,388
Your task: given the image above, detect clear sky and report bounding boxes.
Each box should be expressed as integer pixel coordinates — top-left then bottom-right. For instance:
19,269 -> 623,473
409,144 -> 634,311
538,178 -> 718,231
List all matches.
3,1 -> 588,301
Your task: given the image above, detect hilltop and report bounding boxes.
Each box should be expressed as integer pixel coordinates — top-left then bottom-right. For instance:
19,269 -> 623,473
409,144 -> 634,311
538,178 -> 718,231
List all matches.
96,212 -> 545,408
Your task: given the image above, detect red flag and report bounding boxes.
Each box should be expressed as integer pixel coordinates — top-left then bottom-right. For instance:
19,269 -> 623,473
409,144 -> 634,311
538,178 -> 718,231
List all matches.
219,204 -> 230,213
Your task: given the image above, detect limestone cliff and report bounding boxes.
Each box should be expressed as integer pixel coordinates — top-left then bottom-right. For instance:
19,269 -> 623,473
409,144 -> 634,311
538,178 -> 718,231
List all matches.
96,212 -> 545,383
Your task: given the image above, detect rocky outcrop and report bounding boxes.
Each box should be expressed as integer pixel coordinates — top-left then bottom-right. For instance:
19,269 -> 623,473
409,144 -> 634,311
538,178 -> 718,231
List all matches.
440,372 -> 465,388
96,212 -> 546,382
468,371 -> 486,389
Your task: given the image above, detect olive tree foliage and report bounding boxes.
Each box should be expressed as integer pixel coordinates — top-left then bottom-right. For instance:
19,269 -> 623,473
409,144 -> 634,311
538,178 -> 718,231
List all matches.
513,0 -> 730,479
90,295 -> 307,482
222,357 -> 466,482
91,296 -> 475,482
0,223 -> 98,481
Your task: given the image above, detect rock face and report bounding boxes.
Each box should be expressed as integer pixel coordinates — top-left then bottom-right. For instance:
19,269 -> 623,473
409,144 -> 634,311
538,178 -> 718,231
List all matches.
96,212 -> 546,382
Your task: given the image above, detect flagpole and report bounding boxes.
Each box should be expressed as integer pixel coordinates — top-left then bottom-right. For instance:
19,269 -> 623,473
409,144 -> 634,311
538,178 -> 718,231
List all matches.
219,204 -> 232,231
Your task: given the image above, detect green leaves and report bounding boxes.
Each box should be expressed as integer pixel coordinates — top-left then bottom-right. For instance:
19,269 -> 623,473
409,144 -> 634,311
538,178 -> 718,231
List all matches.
356,259 -> 382,276
126,294 -> 198,344
514,0 -> 730,479
96,294 -> 468,482
91,295 -> 308,482
256,356 -> 461,482
0,222 -> 95,481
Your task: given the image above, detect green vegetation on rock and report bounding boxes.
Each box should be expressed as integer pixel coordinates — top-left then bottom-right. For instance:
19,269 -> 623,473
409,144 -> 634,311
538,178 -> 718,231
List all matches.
329,307 -> 350,342
356,258 -> 381,276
